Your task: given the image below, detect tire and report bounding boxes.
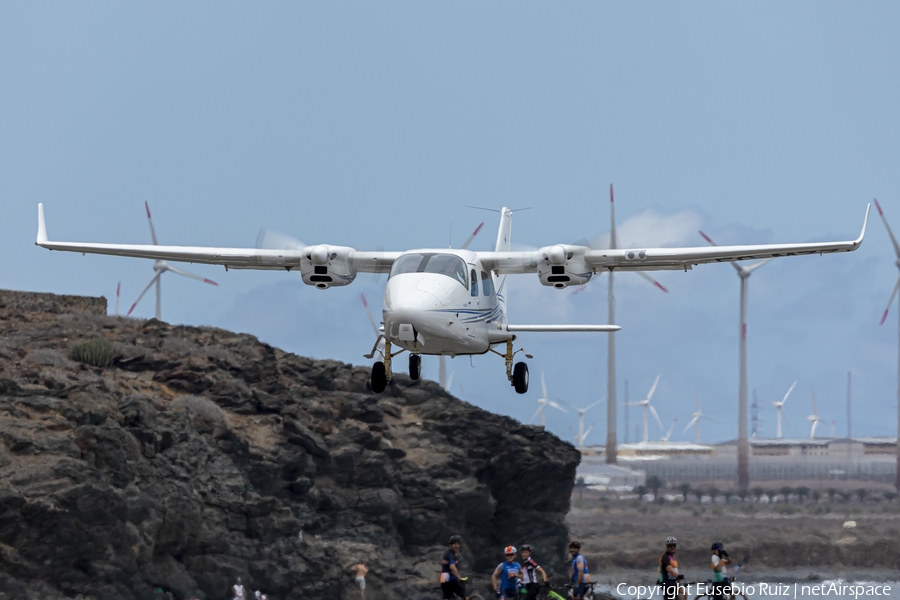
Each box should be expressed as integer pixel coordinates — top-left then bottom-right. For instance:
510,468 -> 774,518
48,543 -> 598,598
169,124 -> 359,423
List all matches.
513,361 -> 529,394
371,361 -> 387,393
409,353 -> 422,380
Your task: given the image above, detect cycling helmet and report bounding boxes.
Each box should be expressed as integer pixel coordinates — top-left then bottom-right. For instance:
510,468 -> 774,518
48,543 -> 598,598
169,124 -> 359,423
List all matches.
521,544 -> 533,552
665,536 -> 677,545
449,535 -> 462,545
711,542 -> 723,552
568,541 -> 581,549
504,546 -> 517,555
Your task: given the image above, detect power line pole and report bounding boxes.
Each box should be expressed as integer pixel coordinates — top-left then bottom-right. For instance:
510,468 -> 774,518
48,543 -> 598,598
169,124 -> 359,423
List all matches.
847,371 -> 852,439
624,379 -> 630,444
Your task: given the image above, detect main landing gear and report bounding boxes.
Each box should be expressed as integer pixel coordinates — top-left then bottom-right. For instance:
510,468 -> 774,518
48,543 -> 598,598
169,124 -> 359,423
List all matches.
370,340 -> 421,393
489,338 -> 530,394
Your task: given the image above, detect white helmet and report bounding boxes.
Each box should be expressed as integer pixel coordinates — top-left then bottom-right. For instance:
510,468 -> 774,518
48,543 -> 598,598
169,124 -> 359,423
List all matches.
665,536 -> 677,545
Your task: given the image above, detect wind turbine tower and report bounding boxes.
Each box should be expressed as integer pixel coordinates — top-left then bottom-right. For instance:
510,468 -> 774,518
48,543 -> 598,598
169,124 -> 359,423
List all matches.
873,199 -> 900,489
699,230 -> 774,487
808,391 -> 823,439
605,185 -> 668,463
530,372 -> 568,426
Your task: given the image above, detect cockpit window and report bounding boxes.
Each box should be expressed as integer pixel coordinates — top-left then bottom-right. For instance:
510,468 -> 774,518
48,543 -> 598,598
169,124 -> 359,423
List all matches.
389,253 -> 468,288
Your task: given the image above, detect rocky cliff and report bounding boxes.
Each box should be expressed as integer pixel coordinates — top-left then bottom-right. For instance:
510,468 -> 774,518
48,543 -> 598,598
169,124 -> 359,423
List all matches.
0,290 -> 580,600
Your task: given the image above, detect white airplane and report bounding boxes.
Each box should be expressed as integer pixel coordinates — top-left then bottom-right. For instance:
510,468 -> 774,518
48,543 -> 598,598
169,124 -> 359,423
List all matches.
35,203 -> 869,394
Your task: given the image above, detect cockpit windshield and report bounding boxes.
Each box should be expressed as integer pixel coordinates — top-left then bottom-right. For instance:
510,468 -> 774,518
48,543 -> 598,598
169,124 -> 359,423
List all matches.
389,253 -> 468,288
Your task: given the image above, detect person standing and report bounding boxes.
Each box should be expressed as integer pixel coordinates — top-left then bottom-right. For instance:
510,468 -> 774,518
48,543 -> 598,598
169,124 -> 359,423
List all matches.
441,535 -> 470,599
350,560 -> 369,600
491,546 -> 522,599
232,577 -> 246,600
710,542 -> 733,599
520,544 -> 548,600
658,537 -> 683,600
568,541 -> 591,600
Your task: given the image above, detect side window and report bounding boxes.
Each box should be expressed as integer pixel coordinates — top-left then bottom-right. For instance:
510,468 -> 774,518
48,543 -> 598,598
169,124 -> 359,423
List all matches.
470,269 -> 479,297
481,271 -> 495,296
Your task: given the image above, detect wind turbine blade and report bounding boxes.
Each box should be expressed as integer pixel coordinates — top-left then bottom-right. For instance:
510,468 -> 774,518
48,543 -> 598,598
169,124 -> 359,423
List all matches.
166,264 -> 218,286
683,416 -> 699,433
541,371 -> 548,400
128,273 -> 161,316
583,399 -> 604,413
445,370 -> 454,393
559,399 -> 577,411
699,230 -> 742,274
459,222 -> 484,250
665,419 -> 677,441
880,277 -> 900,325
360,294 -> 381,337
145,201 -> 159,245
646,374 -> 661,401
529,407 -> 543,424
547,401 -> 567,413
782,381 -> 798,406
583,424 -> 594,443
634,270 -> 669,293
874,199 -> 900,258
744,257 -> 775,274
649,404 -> 664,431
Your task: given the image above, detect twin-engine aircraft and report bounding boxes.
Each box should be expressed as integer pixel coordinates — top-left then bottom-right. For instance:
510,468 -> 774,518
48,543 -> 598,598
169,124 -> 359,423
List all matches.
35,202 -> 869,394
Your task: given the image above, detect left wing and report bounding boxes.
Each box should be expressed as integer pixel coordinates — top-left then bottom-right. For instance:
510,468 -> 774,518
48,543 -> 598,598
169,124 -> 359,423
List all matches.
35,204 -> 400,279
480,205 -> 869,274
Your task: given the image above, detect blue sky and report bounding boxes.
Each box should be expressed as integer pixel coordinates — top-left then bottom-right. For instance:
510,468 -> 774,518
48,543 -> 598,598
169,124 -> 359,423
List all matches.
2,3 -> 899,445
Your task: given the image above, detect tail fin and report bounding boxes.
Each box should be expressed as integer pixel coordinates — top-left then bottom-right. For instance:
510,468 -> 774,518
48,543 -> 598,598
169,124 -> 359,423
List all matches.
494,207 -> 513,252
494,208 -> 513,318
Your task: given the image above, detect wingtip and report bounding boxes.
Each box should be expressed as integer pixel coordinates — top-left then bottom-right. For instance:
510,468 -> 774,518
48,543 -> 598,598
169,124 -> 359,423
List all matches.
857,203 -> 871,245
36,203 -> 48,245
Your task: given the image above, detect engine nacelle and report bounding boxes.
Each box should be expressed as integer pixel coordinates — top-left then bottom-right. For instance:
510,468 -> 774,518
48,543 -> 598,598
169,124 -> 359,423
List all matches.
536,245 -> 593,289
300,245 -> 357,289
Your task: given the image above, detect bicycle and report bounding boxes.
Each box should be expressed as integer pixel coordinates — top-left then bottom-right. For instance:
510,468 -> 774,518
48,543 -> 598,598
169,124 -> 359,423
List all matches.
538,582 -> 595,600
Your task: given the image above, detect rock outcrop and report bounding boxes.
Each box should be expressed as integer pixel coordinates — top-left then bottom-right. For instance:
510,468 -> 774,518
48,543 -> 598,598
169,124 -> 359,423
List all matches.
0,290 -> 580,600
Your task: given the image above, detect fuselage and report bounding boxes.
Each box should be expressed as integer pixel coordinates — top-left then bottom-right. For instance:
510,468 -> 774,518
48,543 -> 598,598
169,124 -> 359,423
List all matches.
382,249 -> 511,355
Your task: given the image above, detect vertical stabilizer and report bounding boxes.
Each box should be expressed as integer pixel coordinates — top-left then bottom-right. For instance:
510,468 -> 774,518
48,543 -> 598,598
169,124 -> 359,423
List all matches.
495,207 -> 513,322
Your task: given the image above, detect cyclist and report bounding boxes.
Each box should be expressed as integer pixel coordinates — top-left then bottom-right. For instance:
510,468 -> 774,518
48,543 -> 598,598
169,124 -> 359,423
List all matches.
710,542 -> 733,599
568,541 -> 590,600
441,535 -> 469,600
520,544 -> 548,600
491,546 -> 522,599
658,536 -> 683,600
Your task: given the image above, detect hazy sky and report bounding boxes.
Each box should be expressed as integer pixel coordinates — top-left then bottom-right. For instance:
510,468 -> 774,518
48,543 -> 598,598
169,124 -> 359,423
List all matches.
2,3 -> 899,445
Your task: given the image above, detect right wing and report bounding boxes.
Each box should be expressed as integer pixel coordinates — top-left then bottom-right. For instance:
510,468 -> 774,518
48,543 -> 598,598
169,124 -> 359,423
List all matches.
35,204 -> 401,273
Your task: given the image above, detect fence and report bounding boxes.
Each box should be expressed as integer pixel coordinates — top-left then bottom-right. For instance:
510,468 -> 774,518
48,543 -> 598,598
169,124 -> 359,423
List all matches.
637,457 -> 896,483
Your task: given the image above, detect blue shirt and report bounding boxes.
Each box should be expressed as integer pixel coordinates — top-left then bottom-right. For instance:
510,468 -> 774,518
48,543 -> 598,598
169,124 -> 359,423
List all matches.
442,550 -> 458,582
571,554 -> 589,583
495,561 -> 522,590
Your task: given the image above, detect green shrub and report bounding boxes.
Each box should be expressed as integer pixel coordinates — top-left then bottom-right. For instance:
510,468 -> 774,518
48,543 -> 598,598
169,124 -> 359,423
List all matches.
68,338 -> 114,368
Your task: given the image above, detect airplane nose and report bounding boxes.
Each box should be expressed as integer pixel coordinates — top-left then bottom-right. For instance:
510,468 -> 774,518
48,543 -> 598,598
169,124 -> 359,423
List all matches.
384,274 -> 455,339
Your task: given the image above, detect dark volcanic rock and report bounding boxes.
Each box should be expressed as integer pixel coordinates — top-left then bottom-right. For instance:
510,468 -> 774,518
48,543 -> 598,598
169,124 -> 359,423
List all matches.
0,290 -> 580,600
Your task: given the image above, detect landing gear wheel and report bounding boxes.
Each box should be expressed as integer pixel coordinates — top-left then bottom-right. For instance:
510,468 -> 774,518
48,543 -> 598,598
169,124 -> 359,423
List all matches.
409,354 -> 422,380
371,361 -> 387,393
513,361 -> 529,394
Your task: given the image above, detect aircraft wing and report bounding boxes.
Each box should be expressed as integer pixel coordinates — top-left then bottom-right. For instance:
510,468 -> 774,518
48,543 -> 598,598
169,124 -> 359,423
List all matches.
480,205 -> 868,274
35,204 -> 401,273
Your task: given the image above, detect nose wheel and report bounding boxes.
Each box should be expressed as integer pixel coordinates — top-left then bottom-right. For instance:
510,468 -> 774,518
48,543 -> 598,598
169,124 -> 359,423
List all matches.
409,354 -> 422,380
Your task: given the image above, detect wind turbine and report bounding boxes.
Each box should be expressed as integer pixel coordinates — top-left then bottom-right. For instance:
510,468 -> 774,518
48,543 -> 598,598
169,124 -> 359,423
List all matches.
128,202 -> 218,319
599,185 -> 669,463
772,381 -> 798,439
873,199 -> 900,490
808,391 -> 823,439
699,230 -> 775,487
564,398 -> 605,448
683,389 -> 715,444
529,371 -> 568,426
661,418 -> 678,442
626,375 -> 663,443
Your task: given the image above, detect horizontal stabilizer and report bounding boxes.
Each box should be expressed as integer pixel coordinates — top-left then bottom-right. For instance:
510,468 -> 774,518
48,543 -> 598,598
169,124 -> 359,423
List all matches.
507,324 -> 620,333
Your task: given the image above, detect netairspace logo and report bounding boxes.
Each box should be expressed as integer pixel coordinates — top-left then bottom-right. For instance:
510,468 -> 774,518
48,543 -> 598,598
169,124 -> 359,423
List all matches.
615,583 -> 893,599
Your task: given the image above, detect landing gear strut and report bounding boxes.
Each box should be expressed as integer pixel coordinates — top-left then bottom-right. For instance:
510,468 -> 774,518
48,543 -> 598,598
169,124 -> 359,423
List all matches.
498,339 -> 530,394
371,339 -> 394,393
